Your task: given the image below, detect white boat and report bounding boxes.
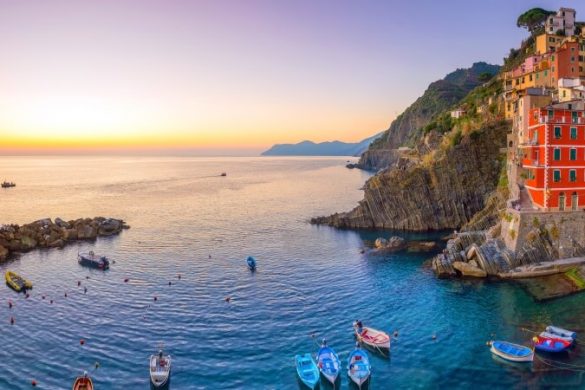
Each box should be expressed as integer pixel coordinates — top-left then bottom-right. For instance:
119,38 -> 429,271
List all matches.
490,341 -> 533,363
347,345 -> 371,389
150,350 -> 171,389
353,321 -> 391,352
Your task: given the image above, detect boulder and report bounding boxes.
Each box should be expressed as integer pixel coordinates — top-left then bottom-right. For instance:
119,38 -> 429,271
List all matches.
0,245 -> 8,261
19,236 -> 37,251
407,241 -> 438,252
55,217 -> 71,229
453,261 -> 487,278
374,238 -> 387,249
63,228 -> 78,241
48,239 -> 65,248
77,225 -> 97,240
98,219 -> 122,236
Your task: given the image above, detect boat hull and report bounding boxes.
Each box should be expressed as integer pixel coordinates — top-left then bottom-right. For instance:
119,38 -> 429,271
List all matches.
490,341 -> 533,362
348,348 -> 371,389
354,325 -> 390,352
317,347 -> 340,385
150,354 -> 171,390
5,271 -> 32,292
295,354 -> 319,389
78,253 -> 110,270
533,336 -> 572,353
72,376 -> 94,390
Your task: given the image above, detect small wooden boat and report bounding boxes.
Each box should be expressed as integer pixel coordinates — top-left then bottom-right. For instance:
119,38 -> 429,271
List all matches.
317,341 -> 340,386
220,172 -> 227,177
295,353 -> 319,389
5,271 -> 32,292
347,346 -> 371,389
246,256 -> 256,271
78,251 -> 110,270
353,322 -> 391,352
150,349 -> 171,389
490,341 -> 533,362
543,325 -> 577,343
533,335 -> 572,353
1,181 -> 15,188
72,372 -> 93,390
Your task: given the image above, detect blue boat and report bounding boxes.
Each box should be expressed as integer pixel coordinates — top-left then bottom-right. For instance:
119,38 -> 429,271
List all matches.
347,345 -> 371,389
317,340 -> 340,385
295,353 -> 319,389
246,256 -> 256,271
490,341 -> 533,362
78,251 -> 110,270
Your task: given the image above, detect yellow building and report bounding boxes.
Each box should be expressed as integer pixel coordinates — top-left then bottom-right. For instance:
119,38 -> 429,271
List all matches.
535,33 -> 565,54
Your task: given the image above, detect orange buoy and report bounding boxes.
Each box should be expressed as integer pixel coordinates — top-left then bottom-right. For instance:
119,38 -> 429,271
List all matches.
31,380 -> 37,387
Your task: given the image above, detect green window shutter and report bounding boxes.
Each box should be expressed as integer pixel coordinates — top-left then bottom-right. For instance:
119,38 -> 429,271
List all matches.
554,127 -> 562,138
554,148 -> 561,160
571,127 -> 577,139
570,170 -> 577,182
554,170 -> 561,182
571,148 -> 577,160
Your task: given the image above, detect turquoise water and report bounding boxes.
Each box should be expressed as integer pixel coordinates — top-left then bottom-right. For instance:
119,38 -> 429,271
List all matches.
0,156 -> 584,389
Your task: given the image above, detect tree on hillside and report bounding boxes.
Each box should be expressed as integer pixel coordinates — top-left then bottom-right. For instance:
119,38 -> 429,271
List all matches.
478,72 -> 494,83
517,8 -> 554,35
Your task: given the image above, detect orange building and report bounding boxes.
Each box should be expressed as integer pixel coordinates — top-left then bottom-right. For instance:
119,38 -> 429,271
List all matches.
522,101 -> 585,210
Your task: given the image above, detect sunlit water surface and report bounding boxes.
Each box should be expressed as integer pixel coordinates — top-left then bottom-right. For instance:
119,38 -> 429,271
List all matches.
0,156 -> 584,389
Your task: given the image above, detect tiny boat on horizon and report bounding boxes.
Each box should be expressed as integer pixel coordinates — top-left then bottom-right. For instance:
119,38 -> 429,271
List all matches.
78,251 -> 110,270
72,372 -> 93,390
150,349 -> 171,389
353,321 -> 391,353
348,344 -> 371,389
295,353 -> 319,389
247,256 -> 256,271
1,181 -> 15,188
5,270 -> 32,292
489,340 -> 533,362
220,172 -> 227,177
317,340 -> 340,386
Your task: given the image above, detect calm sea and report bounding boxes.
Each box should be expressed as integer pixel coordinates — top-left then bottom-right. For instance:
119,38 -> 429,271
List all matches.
0,156 -> 584,389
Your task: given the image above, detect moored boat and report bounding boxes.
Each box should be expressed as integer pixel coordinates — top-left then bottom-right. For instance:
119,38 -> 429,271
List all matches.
78,251 -> 110,270
247,256 -> 256,271
72,372 -> 93,390
5,271 -> 32,292
317,340 -> 340,386
1,181 -> 15,188
489,340 -> 533,362
295,353 -> 319,389
347,344 -> 371,389
532,335 -> 572,353
353,321 -> 391,353
543,325 -> 577,343
150,349 -> 171,389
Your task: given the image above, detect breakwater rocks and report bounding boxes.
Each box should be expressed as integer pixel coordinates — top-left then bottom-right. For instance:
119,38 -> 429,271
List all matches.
312,121 -> 508,231
0,217 -> 129,261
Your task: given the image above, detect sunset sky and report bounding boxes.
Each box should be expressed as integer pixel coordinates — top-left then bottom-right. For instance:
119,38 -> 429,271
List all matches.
0,0 -> 582,154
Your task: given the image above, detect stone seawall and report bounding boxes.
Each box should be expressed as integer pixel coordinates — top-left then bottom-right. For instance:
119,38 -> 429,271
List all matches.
0,217 -> 129,261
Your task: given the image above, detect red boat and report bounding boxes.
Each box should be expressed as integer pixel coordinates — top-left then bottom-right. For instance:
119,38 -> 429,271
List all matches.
532,335 -> 572,353
72,374 -> 93,390
353,322 -> 391,352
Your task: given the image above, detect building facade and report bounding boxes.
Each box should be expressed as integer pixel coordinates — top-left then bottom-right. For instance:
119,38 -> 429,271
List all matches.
522,102 -> 585,210
545,7 -> 576,36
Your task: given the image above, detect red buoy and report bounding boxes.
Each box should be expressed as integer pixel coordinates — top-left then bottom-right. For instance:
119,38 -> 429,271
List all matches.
80,339 -> 85,345
31,380 -> 37,387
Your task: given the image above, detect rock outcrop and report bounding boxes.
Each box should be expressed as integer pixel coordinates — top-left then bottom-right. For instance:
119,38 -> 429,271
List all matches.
312,121 -> 508,231
0,217 -> 129,261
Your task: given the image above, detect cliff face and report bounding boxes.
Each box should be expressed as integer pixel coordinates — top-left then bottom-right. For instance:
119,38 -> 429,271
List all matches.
312,121 -> 509,231
359,62 -> 500,171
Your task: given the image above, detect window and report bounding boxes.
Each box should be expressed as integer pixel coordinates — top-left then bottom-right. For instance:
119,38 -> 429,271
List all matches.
554,126 -> 562,138
571,127 -> 578,139
571,56 -> 575,62
552,55 -> 555,61
570,169 -> 577,182
549,109 -> 554,119
554,170 -> 561,182
554,148 -> 561,160
545,70 -> 548,76
571,148 -> 577,160
529,74 -> 533,81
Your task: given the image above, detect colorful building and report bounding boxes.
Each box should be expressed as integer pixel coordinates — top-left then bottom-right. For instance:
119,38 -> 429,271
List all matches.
535,33 -> 565,55
545,7 -> 576,36
521,101 -> 585,210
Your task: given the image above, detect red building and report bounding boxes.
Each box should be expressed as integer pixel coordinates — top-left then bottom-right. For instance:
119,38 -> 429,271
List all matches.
522,101 -> 585,210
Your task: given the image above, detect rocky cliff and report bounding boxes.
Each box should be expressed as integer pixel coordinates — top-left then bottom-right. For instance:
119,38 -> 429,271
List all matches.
0,217 -> 129,261
358,62 -> 500,171
312,120 -> 509,230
